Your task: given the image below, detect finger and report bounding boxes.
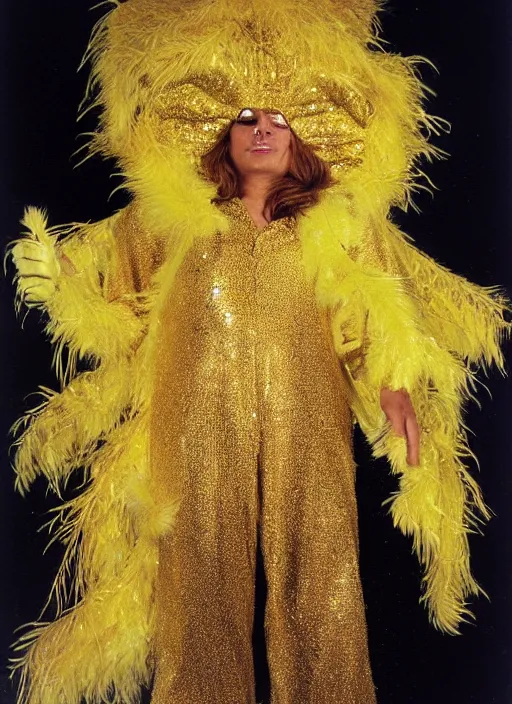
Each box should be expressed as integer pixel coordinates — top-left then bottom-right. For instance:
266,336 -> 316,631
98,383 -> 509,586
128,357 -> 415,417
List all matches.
14,260 -> 54,278
18,275 -> 53,289
12,241 -> 50,262
384,405 -> 407,438
12,242 -> 60,281
405,413 -> 421,466
19,278 -> 56,302
24,287 -> 55,304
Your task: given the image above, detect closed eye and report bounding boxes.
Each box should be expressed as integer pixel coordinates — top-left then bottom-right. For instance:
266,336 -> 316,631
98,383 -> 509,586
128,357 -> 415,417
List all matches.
235,108 -> 290,129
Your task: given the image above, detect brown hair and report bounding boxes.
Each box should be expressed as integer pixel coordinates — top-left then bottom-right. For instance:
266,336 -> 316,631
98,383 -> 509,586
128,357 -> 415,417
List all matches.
200,122 -> 334,220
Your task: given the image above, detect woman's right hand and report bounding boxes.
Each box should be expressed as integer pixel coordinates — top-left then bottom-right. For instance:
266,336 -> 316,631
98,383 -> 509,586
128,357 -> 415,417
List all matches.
11,239 -> 62,307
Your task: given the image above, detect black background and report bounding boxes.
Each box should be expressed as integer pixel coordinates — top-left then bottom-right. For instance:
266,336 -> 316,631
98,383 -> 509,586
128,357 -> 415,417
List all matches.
1,1 -> 511,703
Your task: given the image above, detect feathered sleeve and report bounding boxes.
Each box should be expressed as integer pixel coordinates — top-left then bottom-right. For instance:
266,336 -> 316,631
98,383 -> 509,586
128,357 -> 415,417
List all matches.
10,203 -> 170,704
101,202 -> 167,302
380,223 -> 509,369
13,204 -> 151,382
348,228 -> 509,634
300,192 -> 510,634
11,203 -> 164,493
10,146 -> 229,702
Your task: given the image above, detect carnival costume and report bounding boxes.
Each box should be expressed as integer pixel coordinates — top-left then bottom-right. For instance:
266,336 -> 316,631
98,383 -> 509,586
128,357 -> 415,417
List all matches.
9,1 -> 510,703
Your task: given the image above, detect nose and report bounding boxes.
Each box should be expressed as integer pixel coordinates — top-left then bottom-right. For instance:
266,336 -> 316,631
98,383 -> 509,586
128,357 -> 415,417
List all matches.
253,112 -> 273,137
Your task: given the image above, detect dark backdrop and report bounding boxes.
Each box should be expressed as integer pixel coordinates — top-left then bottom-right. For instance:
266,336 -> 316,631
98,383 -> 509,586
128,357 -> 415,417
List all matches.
1,2 -> 511,703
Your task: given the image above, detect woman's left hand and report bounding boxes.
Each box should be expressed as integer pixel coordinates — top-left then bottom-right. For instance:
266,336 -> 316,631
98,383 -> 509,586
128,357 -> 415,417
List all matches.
379,388 -> 420,466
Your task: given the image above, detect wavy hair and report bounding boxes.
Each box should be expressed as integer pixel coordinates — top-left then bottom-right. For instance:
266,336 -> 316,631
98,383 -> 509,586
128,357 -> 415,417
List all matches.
200,122 -> 334,220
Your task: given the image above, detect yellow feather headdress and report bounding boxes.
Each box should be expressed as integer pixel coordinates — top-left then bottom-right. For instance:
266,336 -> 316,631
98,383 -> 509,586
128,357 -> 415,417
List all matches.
83,0 -> 445,211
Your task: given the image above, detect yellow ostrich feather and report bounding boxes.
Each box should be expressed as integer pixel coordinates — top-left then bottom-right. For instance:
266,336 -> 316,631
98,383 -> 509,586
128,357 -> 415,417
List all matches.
11,364 -> 132,496
12,414 -> 179,704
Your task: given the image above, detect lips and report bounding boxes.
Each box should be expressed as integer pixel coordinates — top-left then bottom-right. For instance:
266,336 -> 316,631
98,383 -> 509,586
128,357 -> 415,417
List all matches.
251,146 -> 272,153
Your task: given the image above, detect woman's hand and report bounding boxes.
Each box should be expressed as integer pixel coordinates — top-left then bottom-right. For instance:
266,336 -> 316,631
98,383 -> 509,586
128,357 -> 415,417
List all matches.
380,387 -> 420,466
10,240 -> 74,307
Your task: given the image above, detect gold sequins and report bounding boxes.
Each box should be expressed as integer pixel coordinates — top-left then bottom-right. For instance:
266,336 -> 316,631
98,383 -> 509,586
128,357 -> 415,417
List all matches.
148,199 -> 376,703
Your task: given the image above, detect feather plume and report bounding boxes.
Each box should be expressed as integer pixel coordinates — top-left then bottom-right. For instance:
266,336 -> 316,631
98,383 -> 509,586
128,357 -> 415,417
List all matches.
12,413 -> 179,704
121,125 -> 229,238
12,209 -> 145,381
386,224 -> 511,369
13,542 -> 158,704
11,364 -> 133,496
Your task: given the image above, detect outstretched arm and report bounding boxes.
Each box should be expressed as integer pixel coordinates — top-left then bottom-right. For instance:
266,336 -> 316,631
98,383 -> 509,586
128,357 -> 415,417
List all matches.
8,204 -> 160,380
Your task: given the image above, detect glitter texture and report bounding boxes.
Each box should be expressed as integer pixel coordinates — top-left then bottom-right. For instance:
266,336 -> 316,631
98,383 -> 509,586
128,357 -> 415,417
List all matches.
149,199 -> 376,703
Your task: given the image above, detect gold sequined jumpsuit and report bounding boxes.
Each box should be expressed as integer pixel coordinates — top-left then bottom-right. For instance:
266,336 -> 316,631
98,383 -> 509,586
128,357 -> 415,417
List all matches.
122,198 -> 376,704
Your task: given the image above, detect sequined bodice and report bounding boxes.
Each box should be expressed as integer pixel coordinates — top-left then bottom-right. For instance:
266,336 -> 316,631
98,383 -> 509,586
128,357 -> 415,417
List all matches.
150,198 -> 350,451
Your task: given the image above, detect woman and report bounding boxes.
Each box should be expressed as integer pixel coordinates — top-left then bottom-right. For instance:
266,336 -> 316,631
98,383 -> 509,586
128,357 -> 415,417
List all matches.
8,1 -> 509,703
13,107 -> 418,703
150,108 -> 421,702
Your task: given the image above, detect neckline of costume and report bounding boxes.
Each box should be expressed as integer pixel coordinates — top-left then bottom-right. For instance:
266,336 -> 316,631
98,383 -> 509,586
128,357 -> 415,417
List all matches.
217,197 -> 296,234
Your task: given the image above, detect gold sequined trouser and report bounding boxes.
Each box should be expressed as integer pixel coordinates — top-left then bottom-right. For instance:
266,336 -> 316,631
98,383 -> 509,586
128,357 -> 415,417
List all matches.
149,201 -> 376,703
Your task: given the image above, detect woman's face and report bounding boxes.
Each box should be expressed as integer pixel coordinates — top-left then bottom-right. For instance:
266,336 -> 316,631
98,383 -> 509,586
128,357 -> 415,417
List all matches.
229,108 -> 292,180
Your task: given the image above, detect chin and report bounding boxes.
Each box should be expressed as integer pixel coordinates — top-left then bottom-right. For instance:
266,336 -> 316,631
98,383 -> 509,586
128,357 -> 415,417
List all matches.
245,159 -> 288,176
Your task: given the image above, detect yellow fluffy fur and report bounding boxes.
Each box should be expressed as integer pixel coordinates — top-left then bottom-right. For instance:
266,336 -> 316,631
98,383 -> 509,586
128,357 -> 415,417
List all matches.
9,0 -> 510,702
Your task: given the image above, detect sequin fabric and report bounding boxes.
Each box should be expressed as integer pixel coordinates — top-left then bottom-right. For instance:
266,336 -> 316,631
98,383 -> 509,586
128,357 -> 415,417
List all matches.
148,198 -> 376,703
